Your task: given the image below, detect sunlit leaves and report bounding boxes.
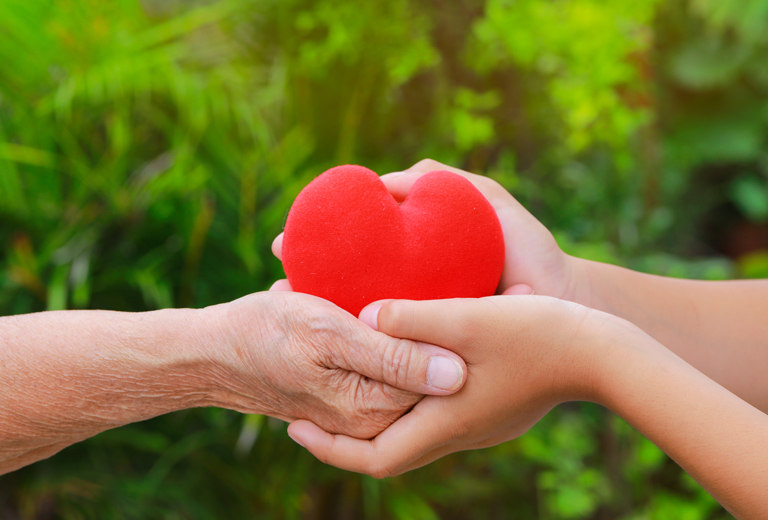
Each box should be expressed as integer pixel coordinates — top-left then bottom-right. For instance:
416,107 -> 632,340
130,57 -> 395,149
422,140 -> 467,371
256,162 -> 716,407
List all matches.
1,0 -> 764,517
470,0 -> 658,153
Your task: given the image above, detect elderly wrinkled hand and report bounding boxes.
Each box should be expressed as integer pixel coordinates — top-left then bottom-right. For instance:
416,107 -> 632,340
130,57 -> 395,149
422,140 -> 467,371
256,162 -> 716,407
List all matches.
0,290 -> 466,474
202,290 -> 467,439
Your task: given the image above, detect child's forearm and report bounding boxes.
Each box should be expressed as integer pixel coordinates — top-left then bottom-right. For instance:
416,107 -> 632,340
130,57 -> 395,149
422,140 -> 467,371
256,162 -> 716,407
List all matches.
284,295 -> 768,518
595,327 -> 768,519
571,257 -> 768,411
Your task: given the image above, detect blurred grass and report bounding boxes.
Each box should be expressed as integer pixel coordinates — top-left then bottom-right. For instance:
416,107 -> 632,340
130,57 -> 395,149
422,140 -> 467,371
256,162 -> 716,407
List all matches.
2,0 -> 767,518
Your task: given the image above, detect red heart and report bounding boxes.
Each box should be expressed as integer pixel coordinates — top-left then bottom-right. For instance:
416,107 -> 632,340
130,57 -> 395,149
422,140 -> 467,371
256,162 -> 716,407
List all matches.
282,165 -> 505,316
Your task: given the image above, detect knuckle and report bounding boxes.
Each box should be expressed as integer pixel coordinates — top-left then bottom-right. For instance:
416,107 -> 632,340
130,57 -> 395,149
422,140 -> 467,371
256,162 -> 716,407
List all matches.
342,372 -> 368,410
383,339 -> 415,389
378,301 -> 409,336
291,309 -> 346,365
317,375 -> 364,432
413,158 -> 443,171
340,377 -> 415,438
349,381 -> 406,433
476,175 -> 499,194
342,379 -> 387,431
301,310 -> 340,339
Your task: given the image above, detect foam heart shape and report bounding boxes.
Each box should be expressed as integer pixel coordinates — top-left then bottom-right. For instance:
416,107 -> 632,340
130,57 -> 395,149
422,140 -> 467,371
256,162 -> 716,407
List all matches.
282,165 -> 505,316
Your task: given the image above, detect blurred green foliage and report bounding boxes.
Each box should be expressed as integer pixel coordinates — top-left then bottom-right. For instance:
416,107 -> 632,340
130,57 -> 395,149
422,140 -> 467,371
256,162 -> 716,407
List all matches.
2,0 -> 766,517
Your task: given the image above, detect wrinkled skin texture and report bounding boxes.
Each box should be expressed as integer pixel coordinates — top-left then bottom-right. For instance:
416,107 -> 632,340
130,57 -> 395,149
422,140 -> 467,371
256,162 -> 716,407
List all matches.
0,290 -> 466,475
207,291 -> 463,439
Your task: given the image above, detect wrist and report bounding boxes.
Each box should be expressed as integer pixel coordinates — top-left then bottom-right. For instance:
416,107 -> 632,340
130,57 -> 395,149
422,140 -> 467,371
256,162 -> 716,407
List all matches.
111,306 -> 219,412
584,313 -> 664,409
557,255 -> 589,304
195,292 -> 276,415
561,256 -> 610,313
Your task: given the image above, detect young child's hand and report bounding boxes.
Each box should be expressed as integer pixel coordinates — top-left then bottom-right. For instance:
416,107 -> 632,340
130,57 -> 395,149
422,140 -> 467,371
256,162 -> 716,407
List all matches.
379,160 -> 768,415
271,160 -> 768,517
380,159 -> 579,299
285,295 -> 626,477
286,296 -> 768,520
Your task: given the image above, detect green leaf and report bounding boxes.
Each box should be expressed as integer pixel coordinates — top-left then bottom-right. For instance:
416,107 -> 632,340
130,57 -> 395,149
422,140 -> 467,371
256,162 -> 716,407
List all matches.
739,250 -> 768,278
388,492 -> 439,520
668,37 -> 748,89
46,264 -> 69,311
730,175 -> 768,222
552,485 -> 597,518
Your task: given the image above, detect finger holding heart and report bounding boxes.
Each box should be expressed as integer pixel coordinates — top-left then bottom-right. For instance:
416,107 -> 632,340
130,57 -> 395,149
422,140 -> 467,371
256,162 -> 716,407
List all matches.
381,159 -> 575,299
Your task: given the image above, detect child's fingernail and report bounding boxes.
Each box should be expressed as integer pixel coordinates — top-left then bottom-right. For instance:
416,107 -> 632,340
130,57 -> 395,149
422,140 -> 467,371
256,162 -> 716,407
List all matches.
359,303 -> 382,330
502,284 -> 534,296
427,356 -> 464,391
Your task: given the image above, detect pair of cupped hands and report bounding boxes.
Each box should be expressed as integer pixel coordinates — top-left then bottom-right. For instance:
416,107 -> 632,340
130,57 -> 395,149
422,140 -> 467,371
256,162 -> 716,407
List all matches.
226,159 -> 637,479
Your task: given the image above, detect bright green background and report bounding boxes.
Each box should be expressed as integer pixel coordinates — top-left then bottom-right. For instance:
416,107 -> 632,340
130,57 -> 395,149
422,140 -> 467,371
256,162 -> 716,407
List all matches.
2,0 -> 767,518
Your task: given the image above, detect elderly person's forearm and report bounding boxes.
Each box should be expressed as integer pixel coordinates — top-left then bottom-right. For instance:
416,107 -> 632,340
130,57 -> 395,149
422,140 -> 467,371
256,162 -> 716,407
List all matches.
0,307 -> 216,473
0,291 -> 466,474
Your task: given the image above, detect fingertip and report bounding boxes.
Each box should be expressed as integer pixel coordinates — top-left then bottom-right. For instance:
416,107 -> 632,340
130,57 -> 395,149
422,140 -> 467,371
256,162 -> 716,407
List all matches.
359,300 -> 392,330
269,279 -> 293,292
502,284 -> 535,296
287,420 -> 325,450
288,421 -> 380,474
286,423 -> 308,449
375,299 -> 414,337
271,233 -> 284,260
374,299 -> 468,396
409,158 -> 447,173
380,171 -> 407,179
380,172 -> 419,202
425,351 -> 466,395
